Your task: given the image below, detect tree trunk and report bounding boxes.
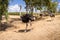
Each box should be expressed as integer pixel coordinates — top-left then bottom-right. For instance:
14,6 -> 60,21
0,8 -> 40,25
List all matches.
26,5 -> 29,14
31,7 -> 33,16
0,13 -> 2,27
0,20 -> 1,31
19,7 -> 21,16
0,20 -> 2,30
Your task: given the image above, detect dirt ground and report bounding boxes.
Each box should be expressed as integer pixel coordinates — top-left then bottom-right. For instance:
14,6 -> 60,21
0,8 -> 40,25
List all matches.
0,15 -> 60,40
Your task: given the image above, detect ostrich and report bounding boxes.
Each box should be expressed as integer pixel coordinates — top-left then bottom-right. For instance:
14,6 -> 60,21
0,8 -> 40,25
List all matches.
47,10 -> 55,20
21,14 -> 35,32
40,14 -> 43,19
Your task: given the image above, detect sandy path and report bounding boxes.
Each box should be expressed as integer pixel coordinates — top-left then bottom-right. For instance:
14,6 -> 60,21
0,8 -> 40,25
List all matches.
0,15 -> 60,40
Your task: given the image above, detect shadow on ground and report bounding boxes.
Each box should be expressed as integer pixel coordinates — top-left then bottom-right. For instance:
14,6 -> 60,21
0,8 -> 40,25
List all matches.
16,29 -> 32,33
0,22 -> 14,31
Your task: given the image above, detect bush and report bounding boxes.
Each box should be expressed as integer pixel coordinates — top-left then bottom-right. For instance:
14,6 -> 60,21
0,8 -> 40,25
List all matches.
8,12 -> 26,16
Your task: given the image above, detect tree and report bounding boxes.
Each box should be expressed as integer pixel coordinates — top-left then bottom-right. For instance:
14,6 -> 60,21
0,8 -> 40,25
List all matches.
23,0 -> 51,14
23,0 -> 36,15
0,0 -> 9,27
23,0 -> 58,16
19,5 -> 22,16
47,1 -> 58,13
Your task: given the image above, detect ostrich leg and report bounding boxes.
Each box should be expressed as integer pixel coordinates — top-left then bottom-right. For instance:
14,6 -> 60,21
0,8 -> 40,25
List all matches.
25,23 -> 28,32
29,20 -> 32,26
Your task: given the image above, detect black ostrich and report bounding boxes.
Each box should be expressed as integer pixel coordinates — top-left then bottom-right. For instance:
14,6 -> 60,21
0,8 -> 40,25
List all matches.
47,11 -> 55,20
21,14 -> 35,32
40,14 -> 43,19
49,14 -> 55,21
50,14 -> 55,17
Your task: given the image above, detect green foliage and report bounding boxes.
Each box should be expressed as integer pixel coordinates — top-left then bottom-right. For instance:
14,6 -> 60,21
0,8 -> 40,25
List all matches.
47,2 -> 58,13
0,0 -> 10,24
24,0 -> 58,14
